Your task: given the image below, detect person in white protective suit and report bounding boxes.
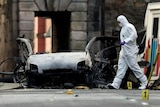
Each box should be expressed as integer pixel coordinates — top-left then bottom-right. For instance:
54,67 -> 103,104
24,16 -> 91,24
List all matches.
107,15 -> 147,90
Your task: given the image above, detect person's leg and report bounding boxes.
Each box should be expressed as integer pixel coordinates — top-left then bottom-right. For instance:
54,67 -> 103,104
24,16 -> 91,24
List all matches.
127,54 -> 147,89
109,55 -> 128,89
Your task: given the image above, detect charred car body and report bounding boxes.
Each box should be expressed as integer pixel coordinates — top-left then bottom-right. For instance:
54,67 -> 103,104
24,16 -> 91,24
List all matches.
16,36 -> 118,88
26,52 -> 92,88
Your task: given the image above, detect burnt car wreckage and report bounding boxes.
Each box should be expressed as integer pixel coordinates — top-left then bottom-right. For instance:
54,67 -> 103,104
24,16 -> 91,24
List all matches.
0,29 -> 147,89
16,36 -> 119,88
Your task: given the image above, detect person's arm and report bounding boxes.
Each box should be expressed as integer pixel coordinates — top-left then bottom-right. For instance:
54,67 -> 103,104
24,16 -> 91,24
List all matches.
124,26 -> 137,43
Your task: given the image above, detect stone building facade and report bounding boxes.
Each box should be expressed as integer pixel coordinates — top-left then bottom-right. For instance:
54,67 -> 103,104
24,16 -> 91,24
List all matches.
12,0 -> 159,53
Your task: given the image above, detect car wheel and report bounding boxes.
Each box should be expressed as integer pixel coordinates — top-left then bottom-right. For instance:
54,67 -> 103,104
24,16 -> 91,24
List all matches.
92,61 -> 116,87
85,70 -> 93,88
26,72 -> 37,88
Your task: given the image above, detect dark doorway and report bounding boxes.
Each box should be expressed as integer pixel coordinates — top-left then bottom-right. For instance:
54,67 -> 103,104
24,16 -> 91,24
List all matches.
35,11 -> 71,52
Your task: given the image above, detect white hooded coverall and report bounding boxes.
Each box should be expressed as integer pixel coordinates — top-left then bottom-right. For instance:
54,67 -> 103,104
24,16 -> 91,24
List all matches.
111,15 -> 147,89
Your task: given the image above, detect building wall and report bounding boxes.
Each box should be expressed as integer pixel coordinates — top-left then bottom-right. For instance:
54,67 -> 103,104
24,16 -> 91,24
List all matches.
0,0 -> 13,72
14,0 -> 88,51
105,0 -> 160,36
13,0 -> 160,52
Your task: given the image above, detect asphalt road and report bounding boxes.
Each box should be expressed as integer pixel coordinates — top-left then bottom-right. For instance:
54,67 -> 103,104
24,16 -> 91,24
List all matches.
0,88 -> 159,107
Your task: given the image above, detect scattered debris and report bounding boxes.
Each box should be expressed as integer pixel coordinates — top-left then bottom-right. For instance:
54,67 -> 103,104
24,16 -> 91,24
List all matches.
66,89 -> 74,94
74,86 -> 89,90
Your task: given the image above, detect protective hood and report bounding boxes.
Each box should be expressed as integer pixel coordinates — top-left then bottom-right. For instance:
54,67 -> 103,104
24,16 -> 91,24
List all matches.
117,15 -> 129,27
118,15 -> 139,56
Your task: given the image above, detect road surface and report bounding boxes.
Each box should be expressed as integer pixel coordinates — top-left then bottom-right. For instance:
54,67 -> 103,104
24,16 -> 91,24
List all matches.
0,88 -> 159,107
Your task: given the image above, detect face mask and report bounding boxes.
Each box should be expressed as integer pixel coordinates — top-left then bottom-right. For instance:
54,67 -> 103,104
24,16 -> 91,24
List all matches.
118,23 -> 123,27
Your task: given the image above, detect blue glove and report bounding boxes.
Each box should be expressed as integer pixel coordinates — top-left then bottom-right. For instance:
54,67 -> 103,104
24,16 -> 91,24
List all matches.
120,41 -> 126,45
